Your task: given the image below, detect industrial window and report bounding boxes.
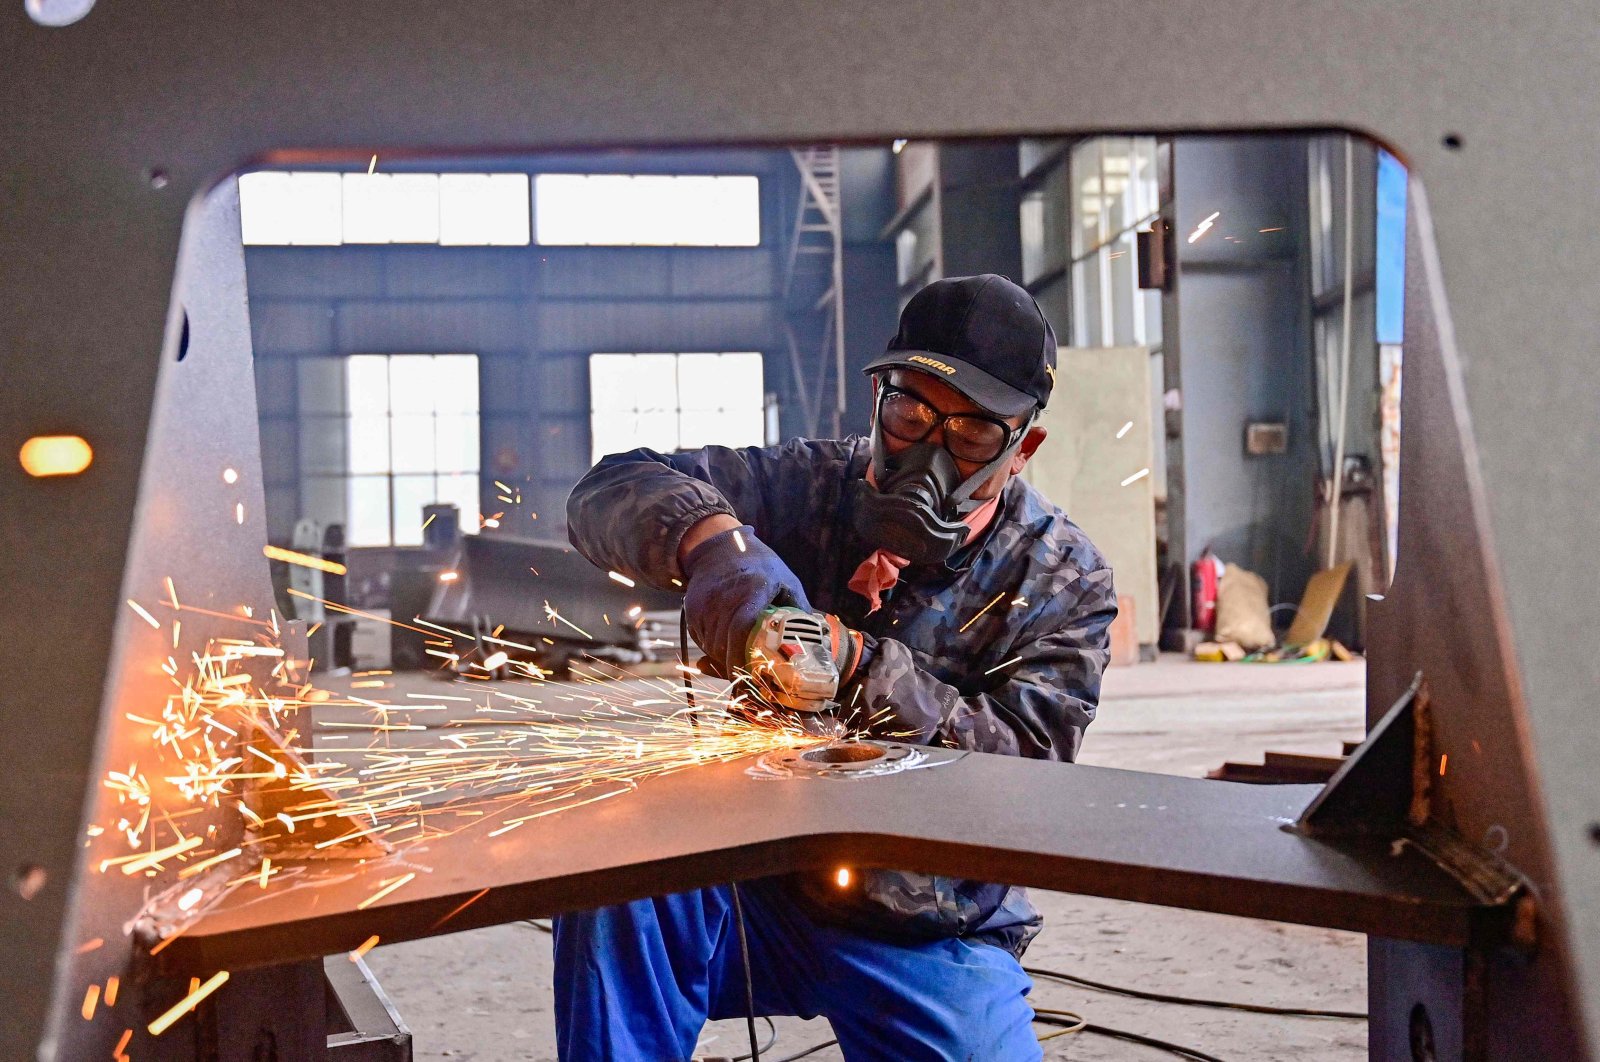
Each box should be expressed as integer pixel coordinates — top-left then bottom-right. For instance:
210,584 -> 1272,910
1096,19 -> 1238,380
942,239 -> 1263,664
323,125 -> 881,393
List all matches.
298,355 -> 481,547
588,353 -> 765,463
534,175 -> 761,247
238,172 -> 531,246
1066,137 -> 1162,348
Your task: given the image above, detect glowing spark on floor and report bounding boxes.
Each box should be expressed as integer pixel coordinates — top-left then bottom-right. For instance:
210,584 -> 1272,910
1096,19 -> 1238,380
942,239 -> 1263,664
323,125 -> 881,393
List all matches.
148,971 -> 229,1036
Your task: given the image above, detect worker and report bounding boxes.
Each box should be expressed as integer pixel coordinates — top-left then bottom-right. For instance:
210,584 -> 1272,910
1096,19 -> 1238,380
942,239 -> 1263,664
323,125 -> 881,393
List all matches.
556,273 -> 1117,1061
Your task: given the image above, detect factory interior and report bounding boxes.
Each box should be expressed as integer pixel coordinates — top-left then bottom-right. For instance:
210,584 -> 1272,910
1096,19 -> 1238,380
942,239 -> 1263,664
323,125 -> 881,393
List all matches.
243,133 -> 1397,1062
8,6 -> 1597,1062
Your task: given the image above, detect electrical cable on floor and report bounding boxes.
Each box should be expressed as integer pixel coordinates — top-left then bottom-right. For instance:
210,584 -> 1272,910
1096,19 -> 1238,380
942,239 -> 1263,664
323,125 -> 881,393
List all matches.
1025,964 -> 1367,1020
728,881 -> 762,1061
1032,1011 -> 1225,1061
729,1017 -> 777,1061
680,604 -> 698,728
767,1039 -> 838,1062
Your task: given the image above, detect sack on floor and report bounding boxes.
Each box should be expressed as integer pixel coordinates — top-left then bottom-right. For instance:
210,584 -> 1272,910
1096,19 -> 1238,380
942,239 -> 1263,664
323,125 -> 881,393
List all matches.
1214,565 -> 1275,651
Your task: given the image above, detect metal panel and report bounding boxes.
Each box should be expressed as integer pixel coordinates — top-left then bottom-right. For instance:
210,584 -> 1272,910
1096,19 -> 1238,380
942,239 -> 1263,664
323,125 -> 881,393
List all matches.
149,754 -> 1501,975
4,2 -> 1599,1058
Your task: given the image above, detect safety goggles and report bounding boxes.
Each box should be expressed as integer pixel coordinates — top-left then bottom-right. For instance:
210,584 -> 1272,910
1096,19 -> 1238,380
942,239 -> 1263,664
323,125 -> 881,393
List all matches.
874,383 -> 1029,464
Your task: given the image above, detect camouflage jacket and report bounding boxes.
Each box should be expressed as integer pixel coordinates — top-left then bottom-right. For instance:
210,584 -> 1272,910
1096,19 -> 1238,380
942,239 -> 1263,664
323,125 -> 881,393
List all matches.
567,436 -> 1116,956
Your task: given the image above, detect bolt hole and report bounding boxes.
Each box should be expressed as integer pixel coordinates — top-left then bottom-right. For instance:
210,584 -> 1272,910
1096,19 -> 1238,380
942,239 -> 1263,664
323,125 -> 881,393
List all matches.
1442,133 -> 1464,151
24,0 -> 96,27
175,310 -> 190,362
801,742 -> 885,764
1587,822 -> 1600,846
1409,1002 -> 1437,1061
13,864 -> 47,900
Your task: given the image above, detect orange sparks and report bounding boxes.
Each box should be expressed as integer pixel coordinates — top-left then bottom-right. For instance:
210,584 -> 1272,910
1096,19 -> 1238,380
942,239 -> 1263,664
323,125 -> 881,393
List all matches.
959,592 -> 1007,634
178,847 -> 242,879
430,886 -> 492,930
259,857 -> 272,889
110,835 -> 203,875
349,934 -> 381,961
439,571 -> 459,583
235,502 -> 244,525
113,1029 -> 133,1060
357,872 -> 417,910
81,983 -> 100,1020
608,571 -> 636,588
19,434 -> 93,477
263,544 -> 348,576
104,976 -> 120,1007
75,937 -> 105,954
148,971 -> 229,1036
127,599 -> 161,629
1439,753 -> 1449,776
835,867 -> 852,888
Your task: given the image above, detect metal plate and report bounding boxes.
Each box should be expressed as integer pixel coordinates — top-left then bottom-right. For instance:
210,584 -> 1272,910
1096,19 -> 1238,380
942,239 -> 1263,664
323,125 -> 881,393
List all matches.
148,752 -> 1499,976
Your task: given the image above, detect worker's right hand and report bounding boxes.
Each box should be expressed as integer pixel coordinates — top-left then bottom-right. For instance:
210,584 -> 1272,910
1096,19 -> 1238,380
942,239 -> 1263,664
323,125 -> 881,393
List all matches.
682,524 -> 811,673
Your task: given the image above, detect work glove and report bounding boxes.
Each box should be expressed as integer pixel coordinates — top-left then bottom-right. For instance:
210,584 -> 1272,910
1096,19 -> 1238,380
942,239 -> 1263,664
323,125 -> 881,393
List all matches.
682,524 -> 811,673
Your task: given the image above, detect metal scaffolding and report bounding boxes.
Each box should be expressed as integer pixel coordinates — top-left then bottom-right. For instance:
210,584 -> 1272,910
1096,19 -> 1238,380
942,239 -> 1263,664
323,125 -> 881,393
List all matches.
782,146 -> 847,439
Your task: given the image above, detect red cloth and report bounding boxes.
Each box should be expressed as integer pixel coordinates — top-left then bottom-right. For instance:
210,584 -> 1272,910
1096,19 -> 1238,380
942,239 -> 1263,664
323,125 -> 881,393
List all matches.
847,467 -> 1002,612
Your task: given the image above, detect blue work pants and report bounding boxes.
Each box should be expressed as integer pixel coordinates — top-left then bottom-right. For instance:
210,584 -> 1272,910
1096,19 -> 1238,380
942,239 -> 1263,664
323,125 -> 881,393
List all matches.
552,878 -> 1041,1061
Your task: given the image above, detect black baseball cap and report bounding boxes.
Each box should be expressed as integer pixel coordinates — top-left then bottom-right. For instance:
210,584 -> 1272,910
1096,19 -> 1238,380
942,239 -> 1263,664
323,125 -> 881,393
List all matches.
863,274 -> 1057,417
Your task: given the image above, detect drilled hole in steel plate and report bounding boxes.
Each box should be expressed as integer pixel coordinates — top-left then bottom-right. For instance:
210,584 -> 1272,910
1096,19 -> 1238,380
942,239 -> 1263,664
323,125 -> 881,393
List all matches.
24,0 -> 95,27
12,863 -> 47,900
1441,133 -> 1463,151
1408,1002 -> 1437,1062
801,743 -> 885,764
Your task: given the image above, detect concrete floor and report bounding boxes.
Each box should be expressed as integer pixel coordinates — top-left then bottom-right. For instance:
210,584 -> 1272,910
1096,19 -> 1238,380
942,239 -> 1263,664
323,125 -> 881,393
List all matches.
358,655 -> 1369,1060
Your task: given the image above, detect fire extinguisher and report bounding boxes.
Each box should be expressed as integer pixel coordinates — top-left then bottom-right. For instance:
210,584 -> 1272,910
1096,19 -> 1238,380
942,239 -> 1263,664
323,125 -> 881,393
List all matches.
1191,549 -> 1222,634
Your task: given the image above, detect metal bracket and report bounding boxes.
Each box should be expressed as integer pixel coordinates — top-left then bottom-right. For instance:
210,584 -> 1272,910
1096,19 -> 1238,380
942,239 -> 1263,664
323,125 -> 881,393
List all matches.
1295,676 -> 1530,946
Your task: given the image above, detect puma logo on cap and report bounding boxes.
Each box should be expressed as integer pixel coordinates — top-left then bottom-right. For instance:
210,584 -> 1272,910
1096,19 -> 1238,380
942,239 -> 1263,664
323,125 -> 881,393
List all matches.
906,354 -> 957,375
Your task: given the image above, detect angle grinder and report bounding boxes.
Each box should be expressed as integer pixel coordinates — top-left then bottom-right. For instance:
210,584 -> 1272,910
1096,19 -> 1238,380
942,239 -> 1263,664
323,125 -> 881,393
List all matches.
741,594 -> 859,737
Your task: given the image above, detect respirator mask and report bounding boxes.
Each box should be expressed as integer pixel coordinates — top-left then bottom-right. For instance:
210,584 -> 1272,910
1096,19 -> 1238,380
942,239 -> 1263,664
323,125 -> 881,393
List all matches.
849,380 -> 1034,565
